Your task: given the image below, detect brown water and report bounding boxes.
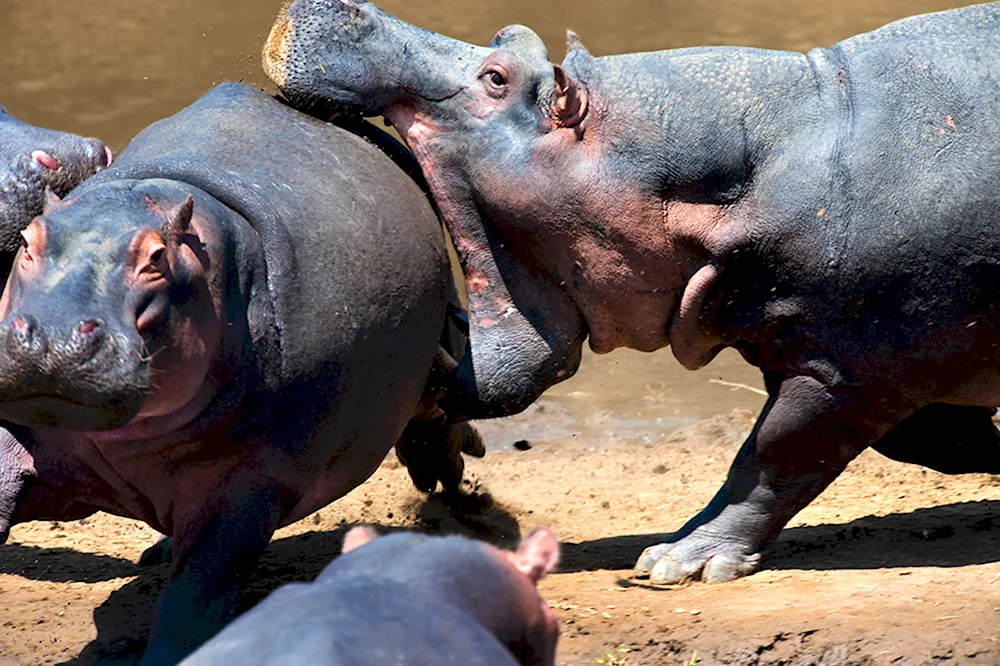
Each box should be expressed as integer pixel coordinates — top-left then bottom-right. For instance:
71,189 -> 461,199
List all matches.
0,0 -> 976,448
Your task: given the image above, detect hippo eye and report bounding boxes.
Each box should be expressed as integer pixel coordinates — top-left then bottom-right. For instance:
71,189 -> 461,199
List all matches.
149,248 -> 165,266
488,70 -> 507,87
19,234 -> 31,261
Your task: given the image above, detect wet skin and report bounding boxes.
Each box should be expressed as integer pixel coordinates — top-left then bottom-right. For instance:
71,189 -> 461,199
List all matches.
0,102 -> 111,255
181,526 -> 560,666
0,82 -> 468,664
265,1 -> 1000,584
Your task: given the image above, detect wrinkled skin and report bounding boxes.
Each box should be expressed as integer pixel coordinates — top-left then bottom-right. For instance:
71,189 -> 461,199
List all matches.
181,526 -> 560,666
266,1 -> 1000,585
0,82 -> 474,664
0,103 -> 111,255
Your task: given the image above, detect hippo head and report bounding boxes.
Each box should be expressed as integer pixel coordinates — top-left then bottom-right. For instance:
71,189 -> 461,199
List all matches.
340,525 -> 560,666
0,105 -> 112,256
265,2 -> 695,419
0,184 -> 220,431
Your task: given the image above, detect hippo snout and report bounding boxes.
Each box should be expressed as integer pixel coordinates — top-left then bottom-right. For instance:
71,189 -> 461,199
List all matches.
0,314 -> 149,430
3,316 -> 109,365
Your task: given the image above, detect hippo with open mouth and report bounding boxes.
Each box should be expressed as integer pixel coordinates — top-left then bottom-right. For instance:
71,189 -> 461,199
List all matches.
264,1 -> 1000,585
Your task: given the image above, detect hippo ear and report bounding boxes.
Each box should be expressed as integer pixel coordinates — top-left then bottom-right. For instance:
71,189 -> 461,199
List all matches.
566,30 -> 590,55
550,66 -> 588,129
42,187 -> 64,215
342,525 -> 380,553
162,195 -> 194,246
509,526 -> 560,584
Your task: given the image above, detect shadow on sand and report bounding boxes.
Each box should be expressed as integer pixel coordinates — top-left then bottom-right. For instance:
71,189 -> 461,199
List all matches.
0,497 -> 992,664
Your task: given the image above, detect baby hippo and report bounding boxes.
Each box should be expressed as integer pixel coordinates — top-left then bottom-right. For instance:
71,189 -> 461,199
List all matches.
0,102 -> 110,253
181,526 -> 561,666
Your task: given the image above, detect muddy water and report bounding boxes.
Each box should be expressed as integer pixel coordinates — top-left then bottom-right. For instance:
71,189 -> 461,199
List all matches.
0,0 -> 974,448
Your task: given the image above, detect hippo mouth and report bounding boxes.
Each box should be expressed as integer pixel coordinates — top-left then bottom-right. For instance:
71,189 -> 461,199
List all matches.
0,392 -> 146,431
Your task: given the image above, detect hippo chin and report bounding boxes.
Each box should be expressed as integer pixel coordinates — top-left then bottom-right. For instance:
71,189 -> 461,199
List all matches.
266,1 -> 1000,586
0,82 -> 478,664
0,104 -> 111,256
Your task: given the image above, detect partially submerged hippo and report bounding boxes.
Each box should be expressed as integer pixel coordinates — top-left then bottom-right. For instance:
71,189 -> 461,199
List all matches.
0,82 -> 478,663
0,103 -> 111,254
181,525 -> 560,665
265,1 -> 1000,584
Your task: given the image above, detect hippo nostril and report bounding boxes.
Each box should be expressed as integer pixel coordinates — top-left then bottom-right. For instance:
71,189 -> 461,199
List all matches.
31,150 -> 60,171
77,320 -> 100,335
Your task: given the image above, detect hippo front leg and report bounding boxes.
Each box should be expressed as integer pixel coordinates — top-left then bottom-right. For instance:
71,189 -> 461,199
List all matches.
0,427 -> 34,542
139,478 -> 287,666
635,373 -> 882,584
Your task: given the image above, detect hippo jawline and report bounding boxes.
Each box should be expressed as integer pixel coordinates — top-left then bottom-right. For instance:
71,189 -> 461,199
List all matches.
0,392 -> 147,431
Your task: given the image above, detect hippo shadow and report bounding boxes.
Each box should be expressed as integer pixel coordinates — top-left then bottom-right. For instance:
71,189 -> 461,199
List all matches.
58,489 -> 522,665
557,499 -> 1000,573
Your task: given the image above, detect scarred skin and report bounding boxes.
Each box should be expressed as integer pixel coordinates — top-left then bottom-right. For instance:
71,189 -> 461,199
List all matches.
265,1 -> 1000,585
0,103 -> 111,255
0,82 -> 473,664
181,526 -> 561,666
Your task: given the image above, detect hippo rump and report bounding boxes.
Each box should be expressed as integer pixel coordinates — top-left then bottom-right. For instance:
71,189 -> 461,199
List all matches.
264,1 -> 1000,585
0,81 -> 476,664
0,102 -> 111,254
181,526 -> 560,666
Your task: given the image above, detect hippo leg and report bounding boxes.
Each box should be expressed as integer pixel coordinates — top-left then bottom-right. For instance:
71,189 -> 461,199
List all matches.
0,428 -> 35,542
139,536 -> 174,567
635,373 -> 878,584
871,403 -> 1000,474
396,414 -> 486,493
139,478 -> 286,666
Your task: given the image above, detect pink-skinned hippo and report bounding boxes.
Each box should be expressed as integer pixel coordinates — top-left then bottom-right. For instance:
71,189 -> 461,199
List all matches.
0,82 -> 483,664
0,102 -> 111,255
180,526 -> 560,666
264,1 -> 1000,585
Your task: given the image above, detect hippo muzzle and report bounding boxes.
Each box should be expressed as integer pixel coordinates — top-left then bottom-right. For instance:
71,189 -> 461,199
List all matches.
0,312 -> 149,430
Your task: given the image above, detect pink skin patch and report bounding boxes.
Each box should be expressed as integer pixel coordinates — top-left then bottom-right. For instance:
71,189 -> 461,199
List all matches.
30,151 -> 59,171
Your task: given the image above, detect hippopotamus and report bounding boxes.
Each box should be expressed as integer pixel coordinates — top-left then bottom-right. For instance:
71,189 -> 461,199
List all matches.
0,81 -> 483,664
0,103 -> 111,254
264,1 -> 1000,585
180,525 -> 560,665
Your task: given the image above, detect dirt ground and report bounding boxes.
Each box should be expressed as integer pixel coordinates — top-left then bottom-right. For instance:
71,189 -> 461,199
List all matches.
1,409 -> 998,665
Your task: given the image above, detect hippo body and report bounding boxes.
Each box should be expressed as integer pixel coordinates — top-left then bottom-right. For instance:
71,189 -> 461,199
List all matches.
265,2 -> 1000,585
0,103 -> 110,253
0,82 -> 457,663
181,526 -> 560,666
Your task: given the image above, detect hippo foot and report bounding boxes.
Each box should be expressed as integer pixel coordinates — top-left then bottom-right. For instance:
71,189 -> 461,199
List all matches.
396,417 -> 485,494
633,538 -> 761,584
139,536 -> 174,567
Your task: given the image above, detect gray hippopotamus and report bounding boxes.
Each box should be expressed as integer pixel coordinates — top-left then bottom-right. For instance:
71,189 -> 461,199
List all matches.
180,525 -> 560,666
0,81 -> 479,664
264,1 -> 1000,585
0,103 -> 111,254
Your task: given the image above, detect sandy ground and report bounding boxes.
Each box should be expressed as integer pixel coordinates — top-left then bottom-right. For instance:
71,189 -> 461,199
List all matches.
1,409 -> 998,665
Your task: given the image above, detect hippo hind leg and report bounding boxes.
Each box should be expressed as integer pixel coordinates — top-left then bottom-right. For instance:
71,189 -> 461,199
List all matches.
871,403 -> 1000,474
